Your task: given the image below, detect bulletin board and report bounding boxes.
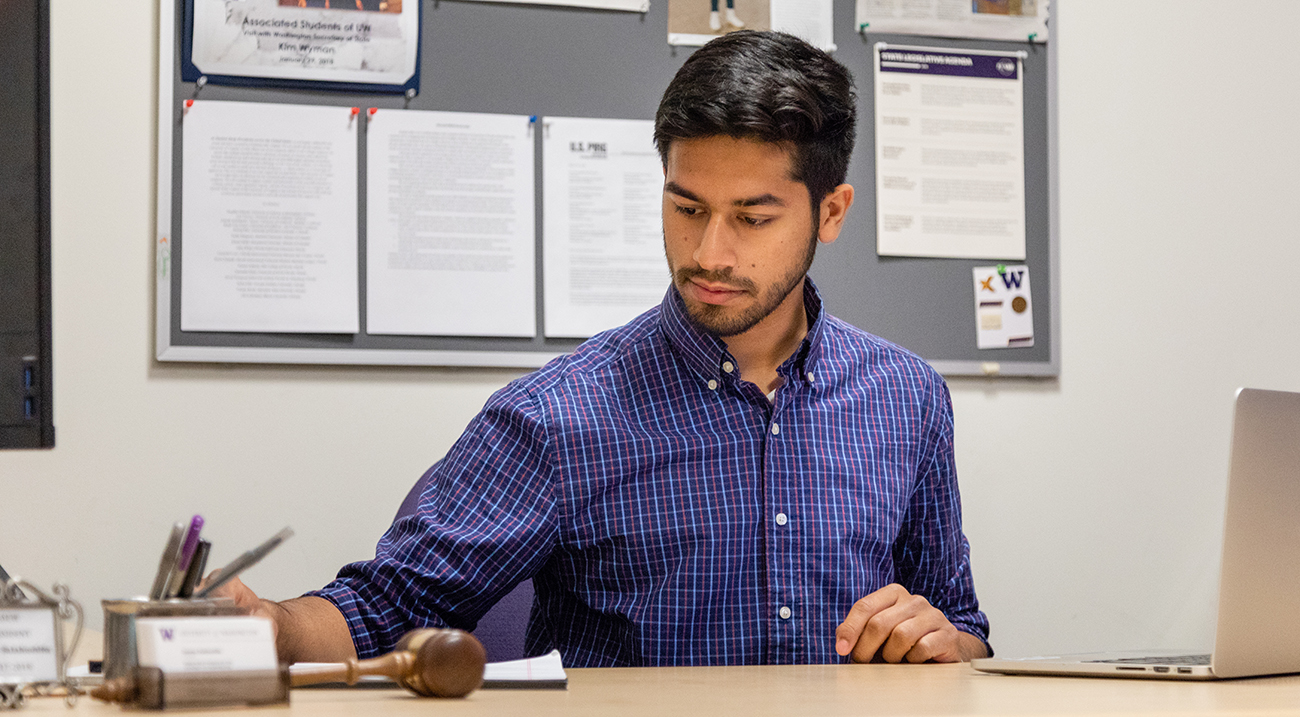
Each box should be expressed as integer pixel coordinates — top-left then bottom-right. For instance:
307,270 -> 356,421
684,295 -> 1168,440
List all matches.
155,0 -> 1058,376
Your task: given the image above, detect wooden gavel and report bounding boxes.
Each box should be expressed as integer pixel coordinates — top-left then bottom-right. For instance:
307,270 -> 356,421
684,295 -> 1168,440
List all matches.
291,628 -> 487,697
92,628 -> 487,705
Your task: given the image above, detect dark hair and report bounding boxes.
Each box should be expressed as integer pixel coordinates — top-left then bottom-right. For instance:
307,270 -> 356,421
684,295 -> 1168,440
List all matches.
654,30 -> 857,205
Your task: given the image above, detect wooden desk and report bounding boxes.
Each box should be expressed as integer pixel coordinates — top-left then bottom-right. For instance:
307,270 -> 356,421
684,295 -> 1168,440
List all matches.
19,664 -> 1300,716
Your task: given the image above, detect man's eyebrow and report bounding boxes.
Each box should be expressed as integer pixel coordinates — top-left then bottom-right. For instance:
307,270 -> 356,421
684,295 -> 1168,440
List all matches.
664,181 -> 701,202
664,182 -> 786,209
736,194 -> 785,208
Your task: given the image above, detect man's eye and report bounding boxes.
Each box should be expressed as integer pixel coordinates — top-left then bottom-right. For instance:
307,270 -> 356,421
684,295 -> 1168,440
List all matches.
674,205 -> 700,217
741,216 -> 771,227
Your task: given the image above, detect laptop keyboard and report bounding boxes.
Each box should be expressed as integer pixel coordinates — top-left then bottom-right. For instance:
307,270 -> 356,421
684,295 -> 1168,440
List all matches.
1088,654 -> 1211,666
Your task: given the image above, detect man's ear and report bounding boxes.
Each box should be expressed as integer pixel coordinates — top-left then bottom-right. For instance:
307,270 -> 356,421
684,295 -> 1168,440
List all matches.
817,184 -> 855,245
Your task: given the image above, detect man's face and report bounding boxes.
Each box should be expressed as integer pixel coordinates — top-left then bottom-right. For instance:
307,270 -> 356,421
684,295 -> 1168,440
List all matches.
662,136 -> 819,338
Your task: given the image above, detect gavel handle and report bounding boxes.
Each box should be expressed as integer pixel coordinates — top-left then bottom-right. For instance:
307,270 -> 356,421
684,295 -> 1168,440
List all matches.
290,651 -> 416,688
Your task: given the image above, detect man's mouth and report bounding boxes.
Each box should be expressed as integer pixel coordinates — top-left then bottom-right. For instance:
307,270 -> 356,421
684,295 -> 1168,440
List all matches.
686,277 -> 746,305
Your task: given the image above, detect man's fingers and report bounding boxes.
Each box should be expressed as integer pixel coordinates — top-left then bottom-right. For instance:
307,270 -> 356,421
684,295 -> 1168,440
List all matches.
205,574 -> 259,609
834,584 -> 906,656
851,600 -> 923,663
880,611 -> 953,663
902,626 -> 962,664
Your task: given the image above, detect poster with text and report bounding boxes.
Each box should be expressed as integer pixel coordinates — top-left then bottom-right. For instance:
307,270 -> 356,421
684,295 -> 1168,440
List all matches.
875,44 -> 1026,260
189,0 -> 419,89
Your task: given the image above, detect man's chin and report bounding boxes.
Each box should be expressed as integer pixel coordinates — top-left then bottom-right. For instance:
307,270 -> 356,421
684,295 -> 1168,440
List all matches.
683,300 -> 758,338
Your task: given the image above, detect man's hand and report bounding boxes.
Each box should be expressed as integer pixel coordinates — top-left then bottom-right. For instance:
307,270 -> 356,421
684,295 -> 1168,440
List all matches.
834,583 -> 987,663
200,574 -> 356,663
204,575 -> 281,627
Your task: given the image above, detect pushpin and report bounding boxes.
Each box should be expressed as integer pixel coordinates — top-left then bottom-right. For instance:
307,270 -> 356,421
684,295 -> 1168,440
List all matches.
858,22 -> 869,32
1028,32 -> 1038,42
996,264 -> 1006,275
185,99 -> 194,108
351,107 -> 361,116
368,107 -> 379,117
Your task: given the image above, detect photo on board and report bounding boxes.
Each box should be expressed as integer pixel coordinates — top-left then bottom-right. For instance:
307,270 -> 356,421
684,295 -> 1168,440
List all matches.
667,0 -> 769,43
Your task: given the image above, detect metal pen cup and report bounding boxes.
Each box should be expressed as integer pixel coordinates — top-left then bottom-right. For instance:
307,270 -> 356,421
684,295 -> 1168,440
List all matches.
101,597 -> 246,680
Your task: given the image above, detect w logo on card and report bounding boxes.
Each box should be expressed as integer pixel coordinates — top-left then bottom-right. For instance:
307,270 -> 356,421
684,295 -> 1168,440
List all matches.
973,265 -> 1034,350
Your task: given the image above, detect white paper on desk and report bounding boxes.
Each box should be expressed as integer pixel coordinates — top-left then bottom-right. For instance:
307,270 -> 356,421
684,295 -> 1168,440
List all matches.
542,117 -> 668,338
875,44 -> 1027,260
856,0 -> 1049,43
972,264 -> 1033,349
482,649 -> 567,687
668,0 -> 834,51
181,100 -> 359,333
366,109 -> 535,337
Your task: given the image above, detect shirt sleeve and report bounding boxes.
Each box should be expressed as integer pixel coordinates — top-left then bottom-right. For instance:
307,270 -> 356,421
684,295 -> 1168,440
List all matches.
307,381 -> 559,659
891,371 -> 992,652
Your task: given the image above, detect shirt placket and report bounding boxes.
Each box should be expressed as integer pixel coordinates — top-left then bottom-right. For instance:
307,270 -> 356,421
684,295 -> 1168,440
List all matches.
763,380 -> 800,664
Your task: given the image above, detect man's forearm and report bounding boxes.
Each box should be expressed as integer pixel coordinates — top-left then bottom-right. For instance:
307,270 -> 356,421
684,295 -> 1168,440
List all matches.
956,630 -> 990,661
261,595 -> 357,663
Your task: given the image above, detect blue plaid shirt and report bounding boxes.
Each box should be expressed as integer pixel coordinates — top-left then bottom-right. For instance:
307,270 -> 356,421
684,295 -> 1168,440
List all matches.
312,279 -> 989,666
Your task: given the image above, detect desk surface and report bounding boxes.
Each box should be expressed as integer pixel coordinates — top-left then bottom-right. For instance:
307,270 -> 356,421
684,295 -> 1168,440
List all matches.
21,664 -> 1300,717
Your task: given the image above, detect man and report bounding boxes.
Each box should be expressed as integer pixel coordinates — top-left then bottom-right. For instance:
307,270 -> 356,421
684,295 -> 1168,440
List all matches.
220,30 -> 991,666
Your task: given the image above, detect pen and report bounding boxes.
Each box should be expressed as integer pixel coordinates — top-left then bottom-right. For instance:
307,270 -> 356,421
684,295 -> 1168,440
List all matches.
194,527 -> 294,599
148,522 -> 186,600
165,515 -> 205,598
177,539 -> 211,599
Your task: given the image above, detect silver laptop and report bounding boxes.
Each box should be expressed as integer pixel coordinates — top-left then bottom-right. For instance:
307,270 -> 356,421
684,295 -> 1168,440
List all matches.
973,387 -> 1300,680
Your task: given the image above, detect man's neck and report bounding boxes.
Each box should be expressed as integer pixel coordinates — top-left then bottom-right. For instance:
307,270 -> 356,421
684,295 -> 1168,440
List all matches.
722,279 -> 809,395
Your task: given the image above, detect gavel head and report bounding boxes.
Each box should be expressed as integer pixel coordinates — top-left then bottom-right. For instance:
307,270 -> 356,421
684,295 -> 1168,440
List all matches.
393,628 -> 487,698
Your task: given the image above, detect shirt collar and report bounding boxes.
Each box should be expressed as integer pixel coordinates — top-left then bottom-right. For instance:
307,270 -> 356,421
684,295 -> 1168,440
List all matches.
658,277 -> 827,385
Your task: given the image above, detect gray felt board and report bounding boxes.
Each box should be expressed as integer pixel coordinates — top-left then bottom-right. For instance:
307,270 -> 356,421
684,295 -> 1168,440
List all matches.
160,0 -> 1057,376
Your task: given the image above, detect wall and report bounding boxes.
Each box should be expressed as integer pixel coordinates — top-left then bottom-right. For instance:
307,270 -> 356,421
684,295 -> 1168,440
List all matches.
2,0 -> 1298,659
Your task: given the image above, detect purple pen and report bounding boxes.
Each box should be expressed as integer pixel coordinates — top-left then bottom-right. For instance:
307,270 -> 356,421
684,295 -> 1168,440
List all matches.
178,515 -> 205,570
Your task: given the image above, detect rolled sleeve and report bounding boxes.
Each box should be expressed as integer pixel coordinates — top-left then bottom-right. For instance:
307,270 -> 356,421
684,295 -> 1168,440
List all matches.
307,381 -> 559,658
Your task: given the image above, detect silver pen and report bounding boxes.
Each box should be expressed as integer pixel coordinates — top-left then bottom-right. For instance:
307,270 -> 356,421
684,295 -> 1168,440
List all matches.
148,522 -> 187,600
194,527 -> 294,598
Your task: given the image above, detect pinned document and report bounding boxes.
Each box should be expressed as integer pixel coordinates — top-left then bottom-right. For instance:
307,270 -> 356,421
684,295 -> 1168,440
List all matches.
973,264 -> 1033,349
365,109 -> 536,338
180,100 -> 359,334
542,116 -> 668,338
874,44 -> 1027,260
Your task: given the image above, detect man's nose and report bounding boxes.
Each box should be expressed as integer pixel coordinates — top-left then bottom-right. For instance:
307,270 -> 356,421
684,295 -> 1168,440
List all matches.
693,214 -> 737,271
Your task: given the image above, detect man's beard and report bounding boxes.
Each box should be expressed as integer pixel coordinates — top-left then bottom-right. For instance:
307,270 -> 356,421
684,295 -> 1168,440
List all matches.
669,231 -> 817,338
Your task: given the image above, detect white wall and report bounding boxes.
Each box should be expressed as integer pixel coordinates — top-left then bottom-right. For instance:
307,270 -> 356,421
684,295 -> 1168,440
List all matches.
3,0 -> 1299,660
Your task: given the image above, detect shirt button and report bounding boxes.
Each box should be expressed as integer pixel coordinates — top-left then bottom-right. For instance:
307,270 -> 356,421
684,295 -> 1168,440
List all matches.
779,606 -> 792,620
722,361 -> 735,374
771,423 -> 780,435
775,512 -> 788,526
806,372 -> 814,383
707,379 -> 718,390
